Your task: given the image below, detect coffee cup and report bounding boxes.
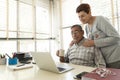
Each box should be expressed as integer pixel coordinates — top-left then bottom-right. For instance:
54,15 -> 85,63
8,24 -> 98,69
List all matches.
59,49 -> 64,57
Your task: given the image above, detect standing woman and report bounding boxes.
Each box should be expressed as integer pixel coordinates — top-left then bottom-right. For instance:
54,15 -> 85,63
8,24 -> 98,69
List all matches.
76,3 -> 120,68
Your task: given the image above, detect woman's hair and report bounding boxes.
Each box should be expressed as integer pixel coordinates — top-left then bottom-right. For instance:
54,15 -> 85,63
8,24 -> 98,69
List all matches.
76,3 -> 91,14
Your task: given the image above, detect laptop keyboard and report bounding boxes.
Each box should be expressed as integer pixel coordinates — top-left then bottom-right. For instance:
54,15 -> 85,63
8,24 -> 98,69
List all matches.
57,67 -> 66,71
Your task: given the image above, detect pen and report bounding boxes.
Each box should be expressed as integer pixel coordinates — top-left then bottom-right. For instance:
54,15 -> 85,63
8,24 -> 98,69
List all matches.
17,64 -> 25,67
6,53 -> 12,58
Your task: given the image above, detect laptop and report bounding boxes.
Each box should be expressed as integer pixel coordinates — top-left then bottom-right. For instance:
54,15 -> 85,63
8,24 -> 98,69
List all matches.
31,52 -> 73,73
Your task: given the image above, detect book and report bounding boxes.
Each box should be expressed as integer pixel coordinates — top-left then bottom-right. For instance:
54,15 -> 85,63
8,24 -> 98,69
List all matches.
82,68 -> 120,80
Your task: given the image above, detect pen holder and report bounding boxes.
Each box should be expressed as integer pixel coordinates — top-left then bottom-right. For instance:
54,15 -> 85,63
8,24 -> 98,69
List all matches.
0,58 -> 6,65
8,57 -> 18,65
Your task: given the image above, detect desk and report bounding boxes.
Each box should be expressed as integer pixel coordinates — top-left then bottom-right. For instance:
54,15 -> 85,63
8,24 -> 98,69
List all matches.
0,63 -> 95,80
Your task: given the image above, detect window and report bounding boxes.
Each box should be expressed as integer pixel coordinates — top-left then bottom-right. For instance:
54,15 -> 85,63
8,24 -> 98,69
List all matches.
0,0 -> 17,54
113,0 -> 120,33
36,6 -> 50,52
0,0 -> 7,38
36,7 -> 50,36
0,0 -> 51,54
62,0 -> 80,27
19,3 -> 33,33
61,0 -> 80,51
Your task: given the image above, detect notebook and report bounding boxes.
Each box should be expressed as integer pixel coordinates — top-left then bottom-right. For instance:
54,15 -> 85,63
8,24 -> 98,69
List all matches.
8,64 -> 33,71
31,52 -> 73,73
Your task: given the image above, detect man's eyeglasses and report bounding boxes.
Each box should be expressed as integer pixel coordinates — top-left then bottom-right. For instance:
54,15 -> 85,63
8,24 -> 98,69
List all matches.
71,30 -> 82,35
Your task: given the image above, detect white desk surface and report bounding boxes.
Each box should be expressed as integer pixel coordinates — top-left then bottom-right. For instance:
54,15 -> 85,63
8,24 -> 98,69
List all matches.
0,63 -> 95,80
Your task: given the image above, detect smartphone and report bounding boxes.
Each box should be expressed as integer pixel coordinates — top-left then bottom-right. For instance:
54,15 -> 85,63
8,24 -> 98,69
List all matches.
73,71 -> 88,79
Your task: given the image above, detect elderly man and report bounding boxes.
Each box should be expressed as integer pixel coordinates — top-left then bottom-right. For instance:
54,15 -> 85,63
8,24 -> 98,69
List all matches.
57,24 -> 106,68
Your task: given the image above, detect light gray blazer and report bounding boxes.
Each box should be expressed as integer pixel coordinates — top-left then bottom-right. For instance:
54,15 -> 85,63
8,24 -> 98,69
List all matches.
85,16 -> 120,64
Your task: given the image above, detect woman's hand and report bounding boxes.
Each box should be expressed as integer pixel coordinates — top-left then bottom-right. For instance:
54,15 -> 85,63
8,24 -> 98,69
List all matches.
83,39 -> 95,47
69,40 -> 76,47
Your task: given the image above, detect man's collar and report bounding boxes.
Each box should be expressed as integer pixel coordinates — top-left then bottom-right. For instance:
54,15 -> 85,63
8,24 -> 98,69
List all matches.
75,37 -> 85,46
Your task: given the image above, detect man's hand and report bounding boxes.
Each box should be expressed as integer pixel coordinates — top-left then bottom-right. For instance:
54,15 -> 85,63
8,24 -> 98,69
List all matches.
56,50 -> 59,57
83,39 -> 95,47
56,50 -> 65,62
